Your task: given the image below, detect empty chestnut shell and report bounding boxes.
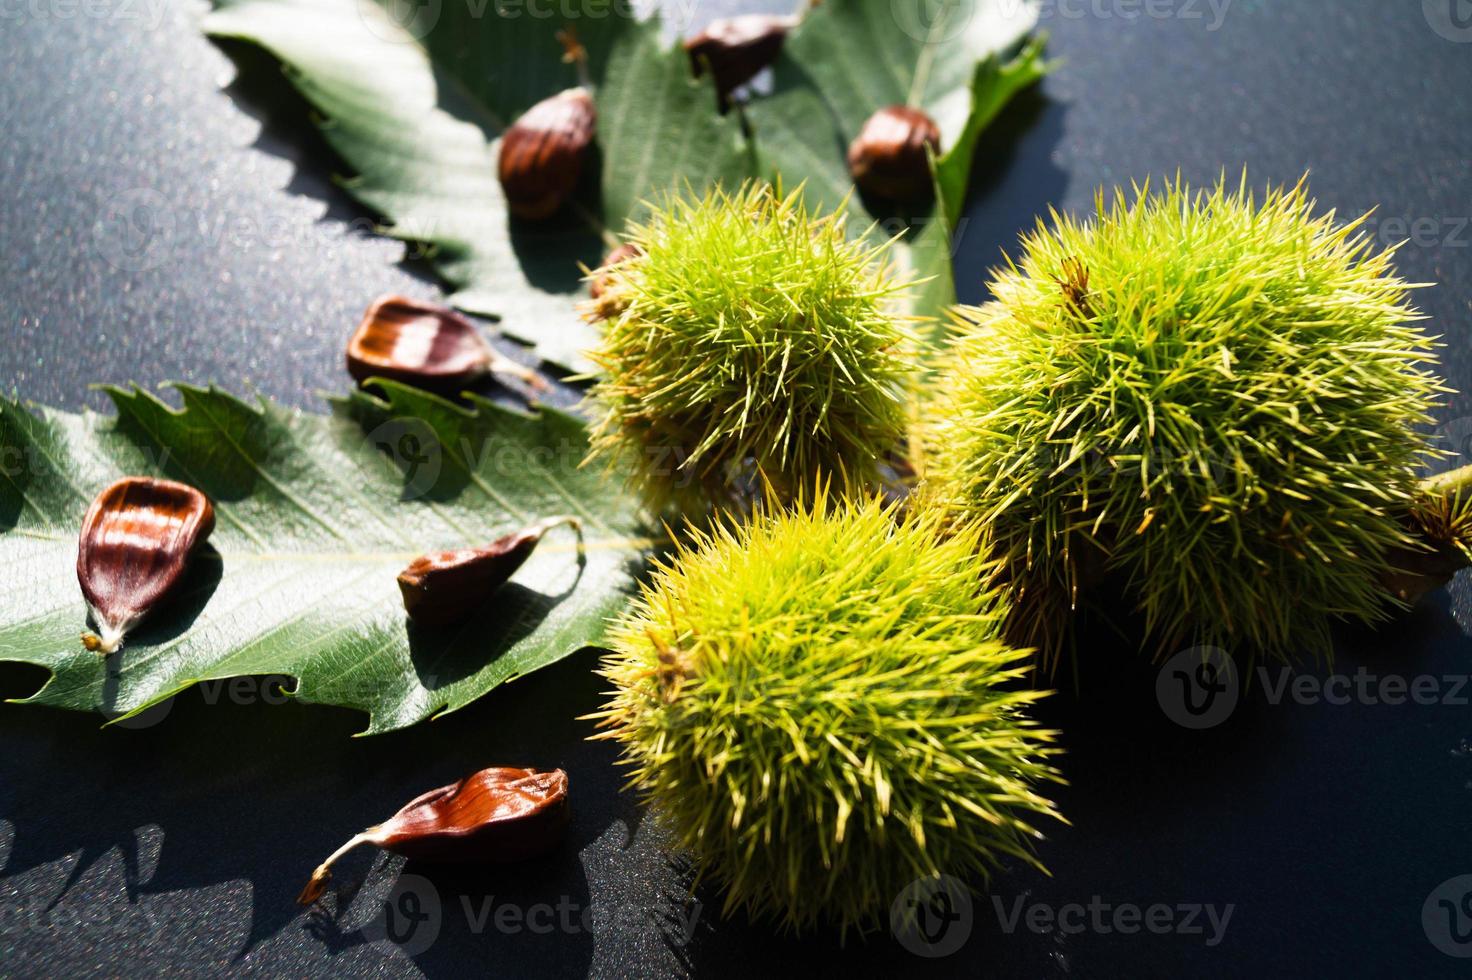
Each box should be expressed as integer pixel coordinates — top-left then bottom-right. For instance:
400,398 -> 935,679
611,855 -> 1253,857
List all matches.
846,105 -> 942,201
498,88 -> 597,220
77,477 -> 216,654
684,14 -> 794,104
398,515 -> 583,625
345,295 -> 543,394
298,767 -> 570,905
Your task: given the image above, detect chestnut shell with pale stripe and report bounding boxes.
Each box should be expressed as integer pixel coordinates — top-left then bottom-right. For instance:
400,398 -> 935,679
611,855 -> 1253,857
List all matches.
75,477 -> 215,653
345,294 -> 494,392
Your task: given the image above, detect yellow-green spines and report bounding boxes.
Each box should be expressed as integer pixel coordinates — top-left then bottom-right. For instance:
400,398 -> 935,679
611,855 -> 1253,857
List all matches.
593,492 -> 1062,934
921,175 -> 1445,664
587,183 -> 916,514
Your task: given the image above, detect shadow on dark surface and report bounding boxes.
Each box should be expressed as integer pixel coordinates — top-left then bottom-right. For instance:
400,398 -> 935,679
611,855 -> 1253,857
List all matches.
406,579 -> 585,691
215,40 -> 441,282
951,86 -> 1066,304
0,648 -> 637,973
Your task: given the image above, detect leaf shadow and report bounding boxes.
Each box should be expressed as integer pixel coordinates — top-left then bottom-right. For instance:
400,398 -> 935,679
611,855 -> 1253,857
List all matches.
950,85 -> 1067,304
0,646 -> 636,972
299,844 -> 594,976
213,39 -> 443,282
502,142 -> 608,296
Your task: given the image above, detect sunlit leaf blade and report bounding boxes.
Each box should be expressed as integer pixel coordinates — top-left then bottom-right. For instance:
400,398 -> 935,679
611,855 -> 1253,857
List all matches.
0,383 -> 648,734
204,0 -> 755,374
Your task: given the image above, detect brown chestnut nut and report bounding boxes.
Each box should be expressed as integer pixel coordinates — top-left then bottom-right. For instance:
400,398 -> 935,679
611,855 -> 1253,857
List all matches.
298,767 -> 570,905
684,14 -> 795,104
498,88 -> 597,220
346,295 -> 545,394
397,515 -> 583,625
77,477 -> 216,654
588,242 -> 642,301
846,105 -> 942,202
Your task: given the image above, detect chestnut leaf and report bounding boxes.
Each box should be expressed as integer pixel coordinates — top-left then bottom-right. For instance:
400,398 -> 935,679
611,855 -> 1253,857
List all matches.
0,383 -> 649,734
745,0 -> 1050,343
204,0 -> 756,375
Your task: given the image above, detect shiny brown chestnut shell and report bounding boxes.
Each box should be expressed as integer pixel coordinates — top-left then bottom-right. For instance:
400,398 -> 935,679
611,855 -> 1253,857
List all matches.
77,477 -> 216,654
397,516 -> 582,625
684,14 -> 793,104
345,295 -> 494,392
378,767 -> 570,864
498,88 -> 597,220
297,767 -> 571,905
846,105 -> 942,201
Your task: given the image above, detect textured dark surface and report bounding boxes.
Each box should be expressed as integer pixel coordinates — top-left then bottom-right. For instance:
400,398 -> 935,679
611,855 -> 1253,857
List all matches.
3,0 -> 1472,976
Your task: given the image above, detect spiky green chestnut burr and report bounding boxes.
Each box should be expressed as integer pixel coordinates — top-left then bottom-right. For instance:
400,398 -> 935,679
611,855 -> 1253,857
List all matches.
920,175 -> 1447,665
586,183 -> 915,514
592,491 -> 1063,934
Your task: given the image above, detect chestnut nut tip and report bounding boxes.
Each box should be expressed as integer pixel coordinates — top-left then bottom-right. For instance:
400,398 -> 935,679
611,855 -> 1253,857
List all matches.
296,867 -> 334,907
498,88 -> 597,221
846,105 -> 942,202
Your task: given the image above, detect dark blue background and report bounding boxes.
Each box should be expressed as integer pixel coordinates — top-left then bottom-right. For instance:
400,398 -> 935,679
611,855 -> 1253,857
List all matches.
3,0 -> 1472,975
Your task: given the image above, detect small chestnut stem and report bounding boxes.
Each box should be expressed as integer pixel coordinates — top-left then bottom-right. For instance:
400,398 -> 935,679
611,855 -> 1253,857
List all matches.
557,27 -> 592,91
297,827 -> 385,906
530,514 -> 585,561
484,348 -> 550,394
82,616 -> 133,655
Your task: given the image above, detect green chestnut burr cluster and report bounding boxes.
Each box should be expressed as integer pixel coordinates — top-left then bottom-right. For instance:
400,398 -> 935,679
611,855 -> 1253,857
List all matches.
589,174 -> 1472,933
